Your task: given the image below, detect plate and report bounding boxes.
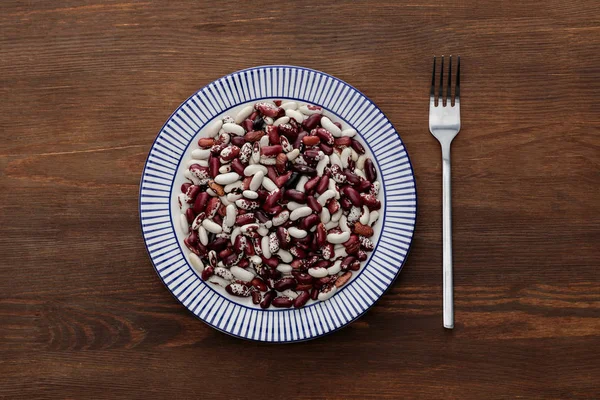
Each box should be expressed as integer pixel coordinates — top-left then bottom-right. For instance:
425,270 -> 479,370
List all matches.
139,66 -> 417,342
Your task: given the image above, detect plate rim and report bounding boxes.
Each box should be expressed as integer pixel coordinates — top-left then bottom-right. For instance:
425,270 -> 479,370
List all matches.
139,65 -> 418,342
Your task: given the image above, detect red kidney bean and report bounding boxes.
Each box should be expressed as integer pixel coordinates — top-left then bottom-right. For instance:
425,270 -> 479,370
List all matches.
313,260 -> 331,270
293,291 -> 310,308
342,186 -> 363,207
304,175 -> 320,193
293,131 -> 308,149
303,149 -> 322,162
356,178 -> 372,193
236,213 -> 255,225
256,102 -> 281,118
208,156 -> 219,178
303,135 -> 320,146
302,113 -> 322,130
234,235 -> 247,254
207,237 -> 229,252
219,248 -> 233,259
272,296 -> 293,308
299,213 -> 320,231
242,118 -> 254,132
310,287 -> 319,301
231,158 -> 245,175
264,188 -> 283,209
261,256 -> 279,269
316,175 -> 329,194
292,164 -> 316,175
265,166 -> 277,182
319,143 -> 333,155
185,208 -> 196,224
246,238 -> 256,256
274,171 -> 292,187
284,189 -> 306,203
364,158 -> 377,181
340,196 -> 353,211
254,210 -> 269,224
357,250 -> 368,261
261,145 -> 283,157
351,139 -> 365,154
295,273 -> 313,285
316,223 -> 327,247
187,230 -> 198,245
201,265 -> 214,280
185,185 -> 201,204
251,277 -> 268,292
260,290 -> 275,309
274,277 -> 297,291
315,128 -> 334,145
344,234 -> 360,254
327,199 -> 340,214
257,189 -> 269,202
345,170 -> 360,185
360,193 -> 381,210
266,125 -> 280,144
276,226 -> 291,249
305,197 -> 322,214
231,136 -> 245,147
279,123 -> 298,140
334,137 -> 352,147
238,258 -> 250,269
181,182 -> 192,193
289,246 -> 307,259
291,259 -> 304,270
212,214 -> 223,226
226,283 -> 252,297
341,256 -> 356,271
251,291 -> 262,304
295,284 -> 313,292
348,259 -> 361,271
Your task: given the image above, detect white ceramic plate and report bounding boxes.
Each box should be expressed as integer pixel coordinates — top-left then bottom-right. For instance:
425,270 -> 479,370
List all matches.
140,66 -> 417,342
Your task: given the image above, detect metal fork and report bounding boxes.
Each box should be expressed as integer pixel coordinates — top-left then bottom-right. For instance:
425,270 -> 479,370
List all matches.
429,55 -> 461,329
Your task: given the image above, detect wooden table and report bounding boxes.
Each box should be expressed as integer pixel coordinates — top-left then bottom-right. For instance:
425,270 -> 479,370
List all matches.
1,1 -> 599,398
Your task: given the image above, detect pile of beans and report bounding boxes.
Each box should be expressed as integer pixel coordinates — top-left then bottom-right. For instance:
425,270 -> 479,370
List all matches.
177,100 -> 381,309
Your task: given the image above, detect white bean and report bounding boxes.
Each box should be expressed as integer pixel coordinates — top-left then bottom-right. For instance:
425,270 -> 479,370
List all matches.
318,285 -> 337,301
368,211 -> 380,226
277,249 -> 293,263
224,181 -> 243,193
355,168 -> 366,179
334,246 -> 347,259
225,204 -> 237,227
230,227 -> 241,244
249,170 -> 264,191
331,208 -> 343,222
351,149 -> 359,161
281,101 -> 298,110
191,148 -> 211,160
259,135 -> 270,147
272,210 -> 290,226
260,156 -> 276,165
219,164 -> 231,174
215,172 -> 240,185
286,109 -> 304,123
282,289 -> 298,299
261,236 -> 271,258
178,194 -> 189,211
308,267 -> 328,278
317,190 -> 336,206
320,207 -> 331,224
250,255 -> 262,265
327,260 -> 342,275
296,175 -> 309,192
360,205 -> 370,225
180,214 -> 189,234
242,190 -> 258,199
244,164 -> 268,176
286,148 -> 300,161
286,201 -> 303,211
234,105 -> 253,124
263,116 -> 274,125
208,275 -> 229,287
189,253 -> 204,273
226,193 -> 242,202
341,128 -> 357,137
299,105 -> 323,115
199,226 -> 209,246
205,119 -> 222,138
356,154 -> 367,170
316,155 -> 329,176
202,219 -> 222,234
187,158 -> 209,167
262,177 -> 277,192
327,231 -> 349,244
341,148 -> 352,169
222,123 -> 245,136
330,152 -> 342,166
290,206 -> 312,220
320,116 -> 342,137
288,227 -> 308,238
273,116 -> 290,126
325,220 -> 339,230
339,215 -> 351,233
276,263 -> 293,274
231,266 -> 255,282
258,226 -> 269,236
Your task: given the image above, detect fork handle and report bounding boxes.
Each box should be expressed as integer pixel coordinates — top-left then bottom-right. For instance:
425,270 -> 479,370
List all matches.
442,143 -> 454,329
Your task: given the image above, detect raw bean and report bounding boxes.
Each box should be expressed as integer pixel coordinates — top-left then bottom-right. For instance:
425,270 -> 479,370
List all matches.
244,130 -> 265,142
251,277 -> 268,292
281,101 -> 297,110
272,296 -> 294,308
235,199 -> 260,210
202,219 -> 222,234
339,215 -> 351,233
318,284 -> 337,301
260,290 -> 276,308
320,208 -> 331,224
316,175 -> 330,194
192,148 -> 212,160
225,204 -> 237,227
310,287 -> 319,301
293,291 -> 310,308
327,260 -> 342,275
277,263 -> 293,275
360,205 -> 370,225
295,176 -> 309,192
198,138 -> 215,148
230,159 -> 245,175
205,120 -> 223,138
261,235 -> 272,258
222,123 -> 245,136
286,109 -> 304,124
364,158 -> 377,181
226,193 -> 242,202
180,214 -> 189,234
272,210 -> 290,226
368,211 -> 380,226
342,186 -> 363,206
354,222 -> 374,237
302,135 -> 320,146
329,152 -> 342,167
251,291 -> 262,304
273,116 -> 290,127
320,116 -> 342,137
188,253 -> 205,273
288,227 -> 308,238
242,118 -> 254,132
299,104 -> 323,115
243,190 -> 259,199
235,105 -> 254,124
316,155 -> 329,176
341,128 -> 357,137
208,275 -> 229,287
251,142 -> 261,164
290,206 -> 313,221
289,246 -> 307,259
327,231 -> 350,244
231,266 -> 255,282
286,149 -> 300,161
341,256 -> 356,271
199,226 -> 209,246
262,177 -> 277,192
306,196 -> 322,213
308,266 -> 328,278
317,189 -> 336,206
214,172 -> 240,185
360,193 -> 381,210
351,139 -> 365,154
282,289 -> 299,299
302,113 -> 322,130
274,277 -> 297,291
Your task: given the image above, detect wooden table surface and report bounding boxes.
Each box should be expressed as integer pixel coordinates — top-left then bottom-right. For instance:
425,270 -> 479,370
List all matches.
1,1 -> 599,399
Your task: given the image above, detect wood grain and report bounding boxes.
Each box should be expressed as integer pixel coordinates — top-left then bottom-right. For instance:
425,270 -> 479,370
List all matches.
1,0 -> 599,398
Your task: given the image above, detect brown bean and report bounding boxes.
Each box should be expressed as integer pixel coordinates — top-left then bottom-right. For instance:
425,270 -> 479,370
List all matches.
303,135 -> 320,146
335,272 -> 352,288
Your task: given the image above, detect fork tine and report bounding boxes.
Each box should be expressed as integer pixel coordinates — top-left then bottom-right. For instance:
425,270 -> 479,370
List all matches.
430,56 -> 436,103
447,56 -> 452,106
455,56 -> 460,103
439,56 -> 444,105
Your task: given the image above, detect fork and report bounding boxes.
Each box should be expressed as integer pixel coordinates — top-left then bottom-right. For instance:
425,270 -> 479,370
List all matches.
429,55 -> 461,329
